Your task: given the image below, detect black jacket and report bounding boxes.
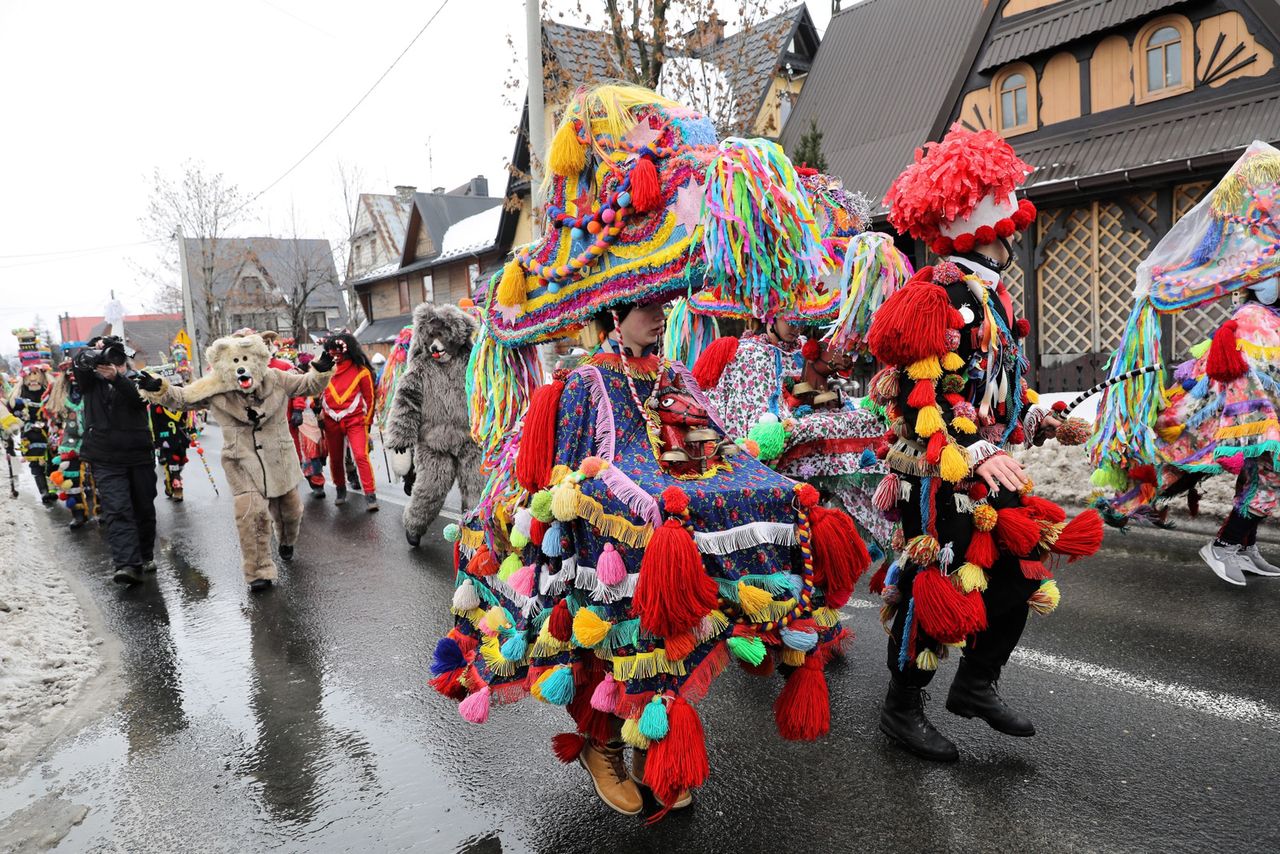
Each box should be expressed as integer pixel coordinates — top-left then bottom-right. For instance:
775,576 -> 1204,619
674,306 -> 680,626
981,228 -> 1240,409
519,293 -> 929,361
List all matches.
72,353 -> 154,467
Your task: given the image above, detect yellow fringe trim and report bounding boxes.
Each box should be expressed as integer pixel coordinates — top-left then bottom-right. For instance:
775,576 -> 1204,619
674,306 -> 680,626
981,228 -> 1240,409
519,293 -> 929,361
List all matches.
549,464 -> 573,487
573,491 -> 653,548
696,609 -> 730,642
813,607 -> 841,628
455,606 -> 486,624
530,623 -> 572,658
613,649 -> 689,681
1213,151 -> 1280,214
1238,339 -> 1280,360
907,356 -> 942,381
746,597 -> 798,623
479,635 -> 517,677
621,717 -> 651,749
459,527 -> 485,550
1216,419 -> 1279,440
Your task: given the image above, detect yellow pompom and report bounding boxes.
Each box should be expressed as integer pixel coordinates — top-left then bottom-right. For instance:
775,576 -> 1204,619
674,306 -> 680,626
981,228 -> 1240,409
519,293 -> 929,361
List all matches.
954,561 -> 988,593
551,484 -> 580,522
941,351 -> 965,372
972,503 -> 998,532
1029,579 -> 1061,615
529,666 -> 554,700
484,606 -> 510,632
951,416 -> 978,435
907,356 -> 942,381
1156,424 -> 1185,442
621,716 -> 651,749
1025,388 -> 1041,404
915,405 -> 945,437
549,119 -> 586,177
572,608 -> 612,648
736,581 -> 775,620
496,259 -> 528,307
915,649 -> 939,671
939,443 -> 969,483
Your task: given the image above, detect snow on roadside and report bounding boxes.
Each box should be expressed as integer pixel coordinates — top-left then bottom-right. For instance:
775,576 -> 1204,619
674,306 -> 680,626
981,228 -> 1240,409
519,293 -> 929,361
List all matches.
0,496 -> 102,769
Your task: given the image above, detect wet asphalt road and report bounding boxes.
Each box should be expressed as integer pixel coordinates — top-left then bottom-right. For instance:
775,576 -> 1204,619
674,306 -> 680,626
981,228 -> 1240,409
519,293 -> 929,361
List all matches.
1,423 -> 1279,853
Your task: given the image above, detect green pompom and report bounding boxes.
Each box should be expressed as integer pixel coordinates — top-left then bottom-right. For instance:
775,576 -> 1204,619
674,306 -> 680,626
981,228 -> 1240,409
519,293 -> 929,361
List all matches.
509,530 -> 530,549
1090,464 -> 1128,491
727,635 -> 767,666
442,523 -> 461,542
1189,338 -> 1212,360
748,420 -> 787,461
530,490 -> 555,522
498,554 -> 522,581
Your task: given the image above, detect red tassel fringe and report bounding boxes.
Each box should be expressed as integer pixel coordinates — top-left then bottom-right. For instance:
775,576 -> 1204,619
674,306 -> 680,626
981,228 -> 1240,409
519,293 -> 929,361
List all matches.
774,655 -> 830,741
1206,319 -> 1248,382
868,560 -> 889,595
549,599 -> 573,642
551,732 -> 586,764
809,506 -> 870,608
1021,494 -> 1067,523
429,669 -> 468,701
907,378 -> 936,408
692,336 -> 740,392
911,566 -> 987,643
635,519 -> 718,637
1019,559 -> 1053,580
995,507 -> 1042,557
644,695 -> 710,808
515,380 -> 564,492
867,272 -> 955,366
629,156 -> 661,212
467,545 -> 499,577
1051,508 -> 1103,561
966,529 -> 998,568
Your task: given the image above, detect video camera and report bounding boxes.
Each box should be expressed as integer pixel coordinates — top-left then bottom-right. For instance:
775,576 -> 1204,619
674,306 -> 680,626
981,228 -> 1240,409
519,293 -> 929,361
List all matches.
90,335 -> 131,367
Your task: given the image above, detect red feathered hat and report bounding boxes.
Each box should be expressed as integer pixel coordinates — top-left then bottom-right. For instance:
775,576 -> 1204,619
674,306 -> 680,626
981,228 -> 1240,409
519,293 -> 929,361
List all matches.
885,123 -> 1037,257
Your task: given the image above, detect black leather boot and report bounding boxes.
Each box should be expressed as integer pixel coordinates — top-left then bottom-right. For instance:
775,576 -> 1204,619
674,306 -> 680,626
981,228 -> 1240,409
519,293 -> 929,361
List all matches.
946,659 -> 1035,737
879,679 -> 958,762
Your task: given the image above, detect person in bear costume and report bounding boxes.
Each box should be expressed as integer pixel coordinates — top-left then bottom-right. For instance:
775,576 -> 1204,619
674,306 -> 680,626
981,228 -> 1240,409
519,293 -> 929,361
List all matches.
138,334 -> 334,590
384,301 -> 482,547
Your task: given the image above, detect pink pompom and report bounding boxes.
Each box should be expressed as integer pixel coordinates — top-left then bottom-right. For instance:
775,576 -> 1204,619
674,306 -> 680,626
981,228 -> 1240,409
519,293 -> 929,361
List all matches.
590,673 -> 618,713
873,472 -> 900,512
1220,454 -> 1246,474
510,564 -> 535,597
459,686 -> 491,723
579,455 -> 606,478
596,544 -> 627,586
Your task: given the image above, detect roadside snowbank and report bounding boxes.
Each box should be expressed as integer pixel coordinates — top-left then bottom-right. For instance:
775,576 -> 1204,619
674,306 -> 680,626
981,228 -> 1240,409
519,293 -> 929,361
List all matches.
0,496 -> 102,769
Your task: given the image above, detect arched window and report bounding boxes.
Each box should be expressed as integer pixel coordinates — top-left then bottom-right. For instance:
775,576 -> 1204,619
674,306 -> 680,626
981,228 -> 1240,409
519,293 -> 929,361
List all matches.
1135,15 -> 1194,102
993,63 -> 1037,136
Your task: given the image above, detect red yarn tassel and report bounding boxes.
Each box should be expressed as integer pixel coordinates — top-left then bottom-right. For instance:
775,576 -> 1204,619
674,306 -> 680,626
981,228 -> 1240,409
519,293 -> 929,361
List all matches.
429,669 -> 468,700
1207,319 -> 1249,382
1019,559 -> 1053,580
692,336 -> 740,391
965,529 -> 998,568
926,430 -> 947,465
911,566 -> 987,643
1051,508 -> 1103,561
809,505 -> 870,609
516,380 -> 564,492
664,631 -> 697,662
1021,494 -> 1067,523
551,732 -> 586,764
868,560 -> 889,595
643,695 -> 709,808
867,274 -> 958,366
467,545 -> 499,577
548,599 -> 573,642
995,507 -> 1042,557
907,378 -> 936,409
635,519 -> 718,637
529,517 -> 549,548
630,156 -> 661,212
774,654 -> 830,741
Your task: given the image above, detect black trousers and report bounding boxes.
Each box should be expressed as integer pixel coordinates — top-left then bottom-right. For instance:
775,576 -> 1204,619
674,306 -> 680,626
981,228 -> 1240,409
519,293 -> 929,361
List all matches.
886,476 -> 1040,688
91,462 -> 157,569
28,460 -> 48,496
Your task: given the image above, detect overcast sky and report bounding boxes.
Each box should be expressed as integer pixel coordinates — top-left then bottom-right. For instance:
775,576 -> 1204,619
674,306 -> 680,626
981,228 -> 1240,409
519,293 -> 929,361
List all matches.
0,0 -> 833,356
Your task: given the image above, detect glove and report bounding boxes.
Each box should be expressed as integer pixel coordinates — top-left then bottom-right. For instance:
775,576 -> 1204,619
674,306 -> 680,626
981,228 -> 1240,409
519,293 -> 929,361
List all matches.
136,372 -> 163,392
11,398 -> 26,412
289,411 -> 304,428
311,351 -> 334,373
389,448 -> 413,479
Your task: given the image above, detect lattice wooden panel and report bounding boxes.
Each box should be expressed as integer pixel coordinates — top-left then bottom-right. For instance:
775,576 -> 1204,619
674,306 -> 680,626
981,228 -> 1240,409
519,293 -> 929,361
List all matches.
1005,252 -> 1026,313
1171,181 -> 1226,357
1037,206 -> 1095,356
1174,181 -> 1213,219
1096,195 -> 1154,353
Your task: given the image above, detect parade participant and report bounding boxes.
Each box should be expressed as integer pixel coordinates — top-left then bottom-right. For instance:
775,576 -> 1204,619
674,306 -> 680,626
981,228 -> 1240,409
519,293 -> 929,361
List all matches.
45,362 -> 96,528
319,333 -> 378,511
8,365 -> 56,505
431,85 -> 866,818
289,353 -> 328,499
1092,141 -> 1280,587
868,124 -> 1101,761
385,303 -> 483,548
138,334 -> 335,591
150,392 -> 193,502
73,337 -> 158,585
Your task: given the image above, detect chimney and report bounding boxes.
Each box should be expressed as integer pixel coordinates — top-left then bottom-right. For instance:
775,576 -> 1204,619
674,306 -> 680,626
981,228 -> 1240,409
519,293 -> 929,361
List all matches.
432,186 -> 446,194
684,12 -> 725,52
394,185 -> 416,202
469,175 -> 489,197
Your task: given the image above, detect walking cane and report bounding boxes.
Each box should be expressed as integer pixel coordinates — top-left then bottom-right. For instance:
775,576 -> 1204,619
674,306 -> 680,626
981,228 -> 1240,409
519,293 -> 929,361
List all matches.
4,447 -> 16,498
378,425 -> 391,481
191,440 -> 220,496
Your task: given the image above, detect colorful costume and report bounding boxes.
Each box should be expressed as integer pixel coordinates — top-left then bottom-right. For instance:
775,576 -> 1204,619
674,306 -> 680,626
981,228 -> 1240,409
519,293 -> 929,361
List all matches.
8,366 -> 54,505
867,125 -> 1101,761
45,366 -> 96,527
430,86 -> 867,815
151,402 -> 193,500
1092,142 -> 1280,584
321,353 -> 376,499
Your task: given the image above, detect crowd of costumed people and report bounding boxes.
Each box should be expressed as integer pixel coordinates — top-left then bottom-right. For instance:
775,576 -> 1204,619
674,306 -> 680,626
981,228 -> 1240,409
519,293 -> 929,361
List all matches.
1091,141 -> 1280,588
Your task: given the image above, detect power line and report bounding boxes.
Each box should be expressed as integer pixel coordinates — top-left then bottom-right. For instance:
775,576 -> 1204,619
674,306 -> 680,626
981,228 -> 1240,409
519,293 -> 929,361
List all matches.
0,238 -> 161,262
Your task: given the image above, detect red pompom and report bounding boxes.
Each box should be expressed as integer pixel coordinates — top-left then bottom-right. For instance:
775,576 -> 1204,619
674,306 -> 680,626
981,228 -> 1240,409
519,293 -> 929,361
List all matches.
1051,400 -> 1068,413
635,519 -> 718,637
868,560 -> 889,595
551,732 -> 586,764
926,431 -> 947,465
643,695 -> 710,808
467,545 -> 499,577
429,669 -> 468,700
1051,508 -> 1103,561
953,233 -> 976,253
692,336 -> 740,390
516,379 -> 564,492
1020,559 -> 1053,580
809,505 -> 870,608
995,507 -> 1042,557
1013,198 -> 1037,229
774,654 -> 830,741
965,529 -> 999,568
795,483 -> 820,508
1206,319 -> 1249,382
1014,318 -> 1031,338
911,566 -> 987,643
529,517 -> 550,549
867,271 -> 955,365
1009,424 -> 1026,444
931,236 -> 955,256
1022,494 -> 1067,523
974,225 -> 997,245
969,481 -> 989,501
661,486 -> 690,516
549,599 -> 573,642
995,218 -> 1016,238
801,339 -> 821,361
629,156 -> 661,212
907,378 -> 936,409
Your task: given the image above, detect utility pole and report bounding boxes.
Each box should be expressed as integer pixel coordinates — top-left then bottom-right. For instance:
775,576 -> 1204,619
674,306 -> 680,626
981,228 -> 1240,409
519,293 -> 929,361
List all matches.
526,0 -> 545,238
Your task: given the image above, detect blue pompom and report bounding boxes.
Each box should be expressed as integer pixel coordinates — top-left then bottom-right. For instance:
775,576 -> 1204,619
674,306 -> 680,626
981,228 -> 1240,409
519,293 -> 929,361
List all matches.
500,631 -> 528,662
430,637 -> 466,676
542,523 -> 563,557
780,627 -> 819,651
539,665 -> 575,704
859,448 -> 878,468
868,541 -> 884,563
794,404 -> 813,418
638,697 -> 669,740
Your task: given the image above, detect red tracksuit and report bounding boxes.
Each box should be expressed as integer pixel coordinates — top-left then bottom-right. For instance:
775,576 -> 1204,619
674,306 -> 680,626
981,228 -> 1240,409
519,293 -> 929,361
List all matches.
321,359 -> 375,494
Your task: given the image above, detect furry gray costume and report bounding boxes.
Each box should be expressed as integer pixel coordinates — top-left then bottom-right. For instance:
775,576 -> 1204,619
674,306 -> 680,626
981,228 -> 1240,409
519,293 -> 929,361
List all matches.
385,303 -> 483,547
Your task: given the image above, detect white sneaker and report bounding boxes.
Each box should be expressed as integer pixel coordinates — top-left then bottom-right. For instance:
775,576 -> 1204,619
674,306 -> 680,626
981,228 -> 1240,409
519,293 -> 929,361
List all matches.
1240,544 -> 1280,577
1200,543 -> 1247,586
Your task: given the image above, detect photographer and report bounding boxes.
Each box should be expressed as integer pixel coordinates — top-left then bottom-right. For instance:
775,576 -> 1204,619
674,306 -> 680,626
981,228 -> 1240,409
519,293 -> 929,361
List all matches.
73,336 -> 157,585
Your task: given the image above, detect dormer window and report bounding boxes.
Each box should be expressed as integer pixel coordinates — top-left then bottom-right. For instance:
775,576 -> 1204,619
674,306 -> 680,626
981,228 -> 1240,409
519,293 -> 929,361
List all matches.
993,63 -> 1037,136
1135,15 -> 1193,103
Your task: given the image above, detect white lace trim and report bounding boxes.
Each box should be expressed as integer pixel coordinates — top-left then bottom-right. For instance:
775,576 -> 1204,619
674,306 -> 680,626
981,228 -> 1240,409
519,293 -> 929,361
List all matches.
692,520 -> 797,554
968,439 -> 1005,465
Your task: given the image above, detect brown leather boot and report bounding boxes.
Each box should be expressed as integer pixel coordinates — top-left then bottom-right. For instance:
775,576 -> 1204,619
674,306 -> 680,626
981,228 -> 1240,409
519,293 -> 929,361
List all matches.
579,741 -> 643,815
630,749 -> 693,809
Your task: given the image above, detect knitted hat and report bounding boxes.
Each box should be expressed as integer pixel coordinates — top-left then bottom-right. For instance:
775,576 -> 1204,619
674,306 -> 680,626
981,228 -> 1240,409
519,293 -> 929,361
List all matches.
885,123 -> 1036,256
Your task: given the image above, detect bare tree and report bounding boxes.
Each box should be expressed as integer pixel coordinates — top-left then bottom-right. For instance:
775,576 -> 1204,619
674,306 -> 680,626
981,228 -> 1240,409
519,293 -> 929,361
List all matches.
335,160 -> 367,327
276,205 -> 341,342
140,162 -> 249,360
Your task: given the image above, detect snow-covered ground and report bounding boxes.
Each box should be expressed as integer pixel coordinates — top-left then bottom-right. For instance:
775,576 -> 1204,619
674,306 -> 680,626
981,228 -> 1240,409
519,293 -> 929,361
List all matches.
0,495 -> 103,771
